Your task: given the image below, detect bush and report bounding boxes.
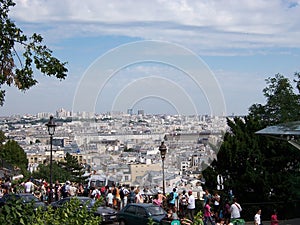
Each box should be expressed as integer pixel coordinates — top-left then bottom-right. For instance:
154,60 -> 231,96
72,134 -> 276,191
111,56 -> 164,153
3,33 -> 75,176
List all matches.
0,198 -> 102,225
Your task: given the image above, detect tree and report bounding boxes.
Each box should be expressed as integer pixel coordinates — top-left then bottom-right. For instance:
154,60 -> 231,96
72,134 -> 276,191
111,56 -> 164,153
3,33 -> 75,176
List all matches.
0,130 -> 6,144
203,117 -> 269,201
31,162 -> 70,184
0,139 -> 28,174
60,152 -> 85,183
203,73 -> 300,206
249,73 -> 300,124
32,152 -> 85,183
0,0 -> 68,106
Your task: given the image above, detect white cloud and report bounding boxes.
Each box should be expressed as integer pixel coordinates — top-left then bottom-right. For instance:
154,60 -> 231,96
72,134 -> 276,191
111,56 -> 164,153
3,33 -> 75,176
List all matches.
10,0 -> 300,54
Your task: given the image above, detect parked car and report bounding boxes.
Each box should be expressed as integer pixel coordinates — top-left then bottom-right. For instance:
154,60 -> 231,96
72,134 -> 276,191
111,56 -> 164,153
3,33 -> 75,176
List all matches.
50,196 -> 93,209
0,193 -> 47,210
117,203 -> 167,225
50,196 -> 117,223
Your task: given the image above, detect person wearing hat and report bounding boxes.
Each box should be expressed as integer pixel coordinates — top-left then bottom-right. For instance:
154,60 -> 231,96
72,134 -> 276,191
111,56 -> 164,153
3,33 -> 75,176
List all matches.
187,190 -> 195,222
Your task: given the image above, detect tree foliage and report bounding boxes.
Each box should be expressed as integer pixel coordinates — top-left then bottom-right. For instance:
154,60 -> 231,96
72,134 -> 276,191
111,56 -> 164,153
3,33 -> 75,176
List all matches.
249,73 -> 300,124
0,139 -> 28,174
203,73 -> 300,205
31,162 -> 70,184
31,153 -> 84,183
0,130 -> 6,143
0,0 -> 68,106
60,152 -> 85,183
0,197 -> 102,225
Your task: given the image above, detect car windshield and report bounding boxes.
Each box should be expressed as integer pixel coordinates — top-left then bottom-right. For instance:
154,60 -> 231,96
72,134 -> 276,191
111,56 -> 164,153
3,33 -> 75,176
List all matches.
147,206 -> 166,216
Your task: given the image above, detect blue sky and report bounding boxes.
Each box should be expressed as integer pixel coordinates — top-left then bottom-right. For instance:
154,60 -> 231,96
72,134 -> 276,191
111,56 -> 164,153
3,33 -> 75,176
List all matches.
2,0 -> 300,116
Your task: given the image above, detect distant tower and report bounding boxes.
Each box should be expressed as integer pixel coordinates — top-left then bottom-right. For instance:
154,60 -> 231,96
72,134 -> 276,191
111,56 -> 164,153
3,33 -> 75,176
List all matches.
137,109 -> 144,116
127,109 -> 133,115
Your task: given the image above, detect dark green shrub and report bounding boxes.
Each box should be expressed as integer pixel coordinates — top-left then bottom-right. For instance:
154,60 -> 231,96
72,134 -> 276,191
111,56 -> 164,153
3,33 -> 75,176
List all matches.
0,198 -> 102,225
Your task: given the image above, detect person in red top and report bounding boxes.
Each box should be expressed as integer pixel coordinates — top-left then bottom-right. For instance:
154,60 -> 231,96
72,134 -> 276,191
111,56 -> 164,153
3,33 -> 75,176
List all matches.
271,210 -> 279,225
204,199 -> 215,225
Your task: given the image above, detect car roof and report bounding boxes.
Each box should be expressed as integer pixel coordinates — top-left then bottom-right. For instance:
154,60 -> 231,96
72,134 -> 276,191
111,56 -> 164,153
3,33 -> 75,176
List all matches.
126,203 -> 160,208
18,193 -> 35,196
4,193 -> 35,198
65,196 -> 91,199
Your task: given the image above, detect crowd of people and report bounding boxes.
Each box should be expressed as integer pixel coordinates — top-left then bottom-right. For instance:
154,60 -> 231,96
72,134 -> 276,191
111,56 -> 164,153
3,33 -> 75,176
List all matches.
0,177 -> 280,225
0,177 -> 86,202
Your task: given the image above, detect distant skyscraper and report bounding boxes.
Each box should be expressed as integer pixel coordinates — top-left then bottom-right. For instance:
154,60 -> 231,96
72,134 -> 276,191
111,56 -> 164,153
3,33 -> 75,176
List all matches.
56,108 -> 72,118
137,109 -> 144,116
127,109 -> 133,115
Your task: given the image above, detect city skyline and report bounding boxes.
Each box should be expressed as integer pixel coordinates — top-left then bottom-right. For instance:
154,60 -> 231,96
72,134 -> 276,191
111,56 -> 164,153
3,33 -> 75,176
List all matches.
1,0 -> 300,116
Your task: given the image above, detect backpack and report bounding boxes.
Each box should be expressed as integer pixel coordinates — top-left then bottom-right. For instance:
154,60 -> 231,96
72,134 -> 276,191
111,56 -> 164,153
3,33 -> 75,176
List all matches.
112,188 -> 117,196
129,190 -> 136,203
167,192 -> 174,202
120,188 -> 125,200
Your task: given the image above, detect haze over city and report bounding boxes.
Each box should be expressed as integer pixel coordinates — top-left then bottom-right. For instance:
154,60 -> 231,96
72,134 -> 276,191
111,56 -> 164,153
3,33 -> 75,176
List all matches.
1,0 -> 300,116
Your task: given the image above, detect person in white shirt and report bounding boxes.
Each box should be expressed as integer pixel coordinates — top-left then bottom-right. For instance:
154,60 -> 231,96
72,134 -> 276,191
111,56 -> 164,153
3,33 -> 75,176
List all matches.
24,179 -> 35,193
91,187 -> 101,199
187,190 -> 195,222
254,209 -> 262,225
230,197 -> 242,220
64,181 -> 71,197
106,190 -> 114,208
120,185 -> 129,209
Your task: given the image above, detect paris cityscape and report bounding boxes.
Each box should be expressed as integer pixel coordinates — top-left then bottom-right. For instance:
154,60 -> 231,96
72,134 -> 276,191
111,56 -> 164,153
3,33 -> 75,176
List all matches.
1,0 -> 300,224
0,108 -> 227,193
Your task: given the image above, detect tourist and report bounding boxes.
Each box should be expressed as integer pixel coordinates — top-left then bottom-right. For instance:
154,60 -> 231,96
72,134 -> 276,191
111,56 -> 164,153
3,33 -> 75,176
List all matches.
254,209 -> 262,225
153,189 -> 166,207
106,189 -> 114,208
230,197 -> 242,221
222,199 -> 231,225
128,186 -> 136,203
24,178 -> 35,193
120,184 -> 129,209
187,190 -> 195,222
135,187 -> 144,203
168,188 -> 179,209
213,192 -> 221,218
179,190 -> 189,218
203,189 -> 212,206
204,198 -> 215,225
271,210 -> 279,225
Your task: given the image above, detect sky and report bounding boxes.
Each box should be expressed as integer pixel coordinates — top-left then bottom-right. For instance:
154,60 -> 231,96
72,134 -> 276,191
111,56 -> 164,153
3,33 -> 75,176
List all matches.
1,0 -> 300,117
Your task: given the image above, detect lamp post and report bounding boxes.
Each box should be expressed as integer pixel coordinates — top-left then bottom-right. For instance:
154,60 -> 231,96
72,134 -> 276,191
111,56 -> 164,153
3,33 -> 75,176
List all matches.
46,115 -> 56,203
159,141 -> 167,195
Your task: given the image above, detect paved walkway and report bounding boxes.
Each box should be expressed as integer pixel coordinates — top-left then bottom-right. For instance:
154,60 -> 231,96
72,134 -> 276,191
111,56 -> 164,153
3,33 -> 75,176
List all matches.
112,218 -> 300,225
244,218 -> 300,225
112,219 -> 300,225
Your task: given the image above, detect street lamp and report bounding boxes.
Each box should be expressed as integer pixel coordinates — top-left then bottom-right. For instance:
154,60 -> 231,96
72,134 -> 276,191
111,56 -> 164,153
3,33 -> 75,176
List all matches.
46,115 -> 56,203
159,141 -> 167,195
